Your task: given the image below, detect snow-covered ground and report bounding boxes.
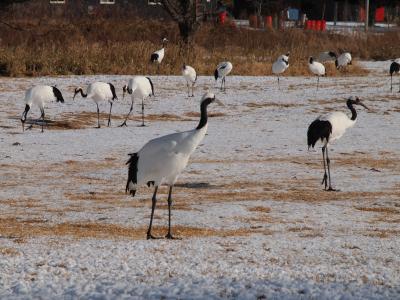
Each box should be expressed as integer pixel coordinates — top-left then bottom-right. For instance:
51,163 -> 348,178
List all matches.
1,61 -> 399,299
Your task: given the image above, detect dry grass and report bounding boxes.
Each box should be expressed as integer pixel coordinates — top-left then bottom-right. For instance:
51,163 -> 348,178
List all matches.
1,16 -> 399,77
0,217 -> 264,240
0,247 -> 20,256
355,206 -> 399,214
248,206 -> 271,213
363,229 -> 400,238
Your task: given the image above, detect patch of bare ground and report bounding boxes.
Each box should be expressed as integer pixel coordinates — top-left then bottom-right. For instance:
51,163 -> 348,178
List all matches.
144,113 -> 192,122
191,154 -> 399,172
287,226 -> 323,238
248,206 -> 271,213
244,102 -> 302,109
0,217 -> 265,240
22,112 -> 193,131
362,229 -> 400,238
184,112 -> 227,118
355,206 -> 399,214
0,247 -> 20,256
334,156 -> 400,171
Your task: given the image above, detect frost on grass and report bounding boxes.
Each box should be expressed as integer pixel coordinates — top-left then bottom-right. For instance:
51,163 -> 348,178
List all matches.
0,65 -> 400,298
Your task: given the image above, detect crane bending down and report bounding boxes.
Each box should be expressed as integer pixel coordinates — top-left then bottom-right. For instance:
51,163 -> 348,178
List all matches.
307,97 -> 369,191
125,92 -> 223,239
120,76 -> 154,127
214,61 -> 233,91
21,85 -> 65,132
73,82 -> 118,128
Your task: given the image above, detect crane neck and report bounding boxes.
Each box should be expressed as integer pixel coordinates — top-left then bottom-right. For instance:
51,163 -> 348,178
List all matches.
196,99 -> 212,130
78,88 -> 87,98
347,100 -> 357,121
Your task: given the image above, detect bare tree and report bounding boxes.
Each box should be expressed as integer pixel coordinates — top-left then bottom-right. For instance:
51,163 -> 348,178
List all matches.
160,0 -> 203,44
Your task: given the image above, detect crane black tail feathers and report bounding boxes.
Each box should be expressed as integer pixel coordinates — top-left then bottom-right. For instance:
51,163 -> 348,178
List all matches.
214,69 -> 218,81
307,119 -> 332,149
126,153 -> 139,197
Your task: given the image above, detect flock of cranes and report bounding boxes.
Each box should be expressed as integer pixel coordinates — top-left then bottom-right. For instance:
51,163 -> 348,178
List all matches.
18,39 -> 397,239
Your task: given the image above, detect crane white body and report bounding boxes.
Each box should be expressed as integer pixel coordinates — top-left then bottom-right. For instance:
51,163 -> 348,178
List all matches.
151,48 -> 165,64
272,53 -> 289,89
24,85 -> 61,109
73,82 -> 117,128
182,64 -> 197,97
126,92 -> 222,240
214,61 -> 233,91
336,52 -> 352,69
21,85 -> 64,132
317,112 -> 355,145
120,76 -> 154,127
133,124 -> 207,189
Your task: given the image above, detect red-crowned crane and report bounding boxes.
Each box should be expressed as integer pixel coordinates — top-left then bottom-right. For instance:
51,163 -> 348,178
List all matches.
120,76 -> 154,127
125,92 -> 223,240
307,96 -> 369,191
308,57 -> 326,91
150,38 -> 168,73
73,82 -> 117,128
214,61 -> 233,91
272,53 -> 289,89
21,85 -> 65,132
390,60 -> 400,92
182,64 -> 197,97
335,52 -> 352,70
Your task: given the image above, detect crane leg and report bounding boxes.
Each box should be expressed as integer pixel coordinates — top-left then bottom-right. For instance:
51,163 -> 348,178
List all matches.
147,186 -> 161,240
325,146 -> 337,191
277,76 -> 280,90
321,146 -> 328,190
191,83 -> 195,97
119,99 -> 134,127
140,98 -> 145,127
390,75 -> 393,92
165,186 -> 180,239
107,102 -> 113,127
398,77 -> 400,93
96,104 -> 100,128
317,76 -> 320,91
40,108 -> 45,133
187,83 -> 190,97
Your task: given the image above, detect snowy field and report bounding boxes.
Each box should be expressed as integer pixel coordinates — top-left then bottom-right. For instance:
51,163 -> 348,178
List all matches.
0,61 -> 399,299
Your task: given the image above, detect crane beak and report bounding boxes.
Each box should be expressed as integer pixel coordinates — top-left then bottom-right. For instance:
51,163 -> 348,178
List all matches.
73,91 -> 78,100
359,102 -> 369,110
214,98 -> 225,106
21,120 -> 25,132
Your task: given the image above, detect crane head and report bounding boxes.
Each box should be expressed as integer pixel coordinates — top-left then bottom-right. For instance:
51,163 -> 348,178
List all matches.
201,92 -> 224,106
122,85 -> 133,100
349,96 -> 369,110
21,104 -> 30,132
73,87 -> 82,100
